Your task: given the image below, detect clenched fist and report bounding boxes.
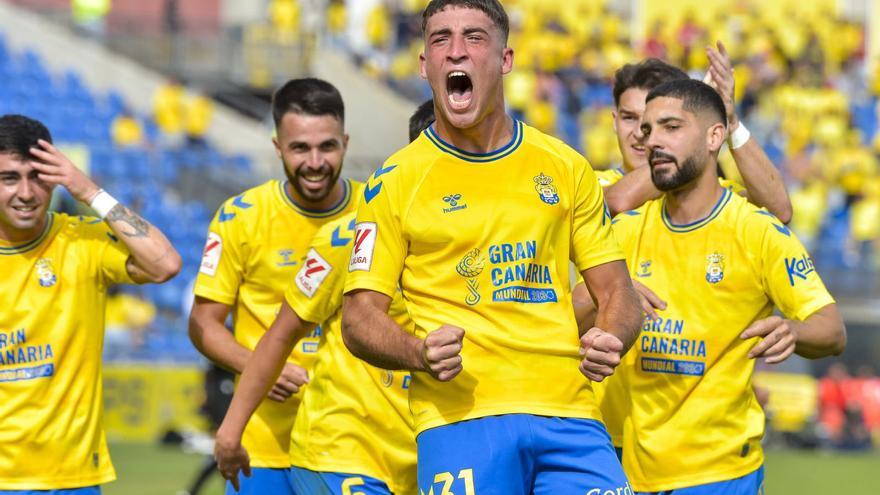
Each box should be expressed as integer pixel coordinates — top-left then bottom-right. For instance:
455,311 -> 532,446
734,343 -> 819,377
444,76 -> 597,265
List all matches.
419,325 -> 465,381
579,327 -> 624,382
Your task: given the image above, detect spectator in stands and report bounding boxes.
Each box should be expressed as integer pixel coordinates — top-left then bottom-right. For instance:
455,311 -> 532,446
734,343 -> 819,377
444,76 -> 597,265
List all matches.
185,94 -> 214,147
154,78 -> 187,138
111,108 -> 144,148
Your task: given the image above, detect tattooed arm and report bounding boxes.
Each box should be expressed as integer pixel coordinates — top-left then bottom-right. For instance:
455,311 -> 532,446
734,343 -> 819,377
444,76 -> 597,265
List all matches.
105,203 -> 182,283
29,140 -> 182,283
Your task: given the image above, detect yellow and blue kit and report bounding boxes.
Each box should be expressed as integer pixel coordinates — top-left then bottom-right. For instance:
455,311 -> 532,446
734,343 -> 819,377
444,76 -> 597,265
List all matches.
611,187 -> 834,493
595,168 -> 746,452
193,178 -> 360,494
285,212 -> 416,495
344,121 -> 631,493
0,213 -> 133,490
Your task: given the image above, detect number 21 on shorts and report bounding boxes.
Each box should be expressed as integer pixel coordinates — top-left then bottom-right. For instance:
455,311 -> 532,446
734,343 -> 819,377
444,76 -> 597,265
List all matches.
423,468 -> 475,495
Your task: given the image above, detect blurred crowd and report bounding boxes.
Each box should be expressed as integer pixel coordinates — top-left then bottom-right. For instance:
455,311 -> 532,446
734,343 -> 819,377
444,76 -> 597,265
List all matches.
310,0 -> 880,273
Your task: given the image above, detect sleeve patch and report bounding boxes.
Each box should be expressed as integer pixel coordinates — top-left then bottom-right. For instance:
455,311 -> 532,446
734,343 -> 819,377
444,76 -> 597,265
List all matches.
295,248 -> 333,298
199,232 -> 222,276
348,222 -> 377,272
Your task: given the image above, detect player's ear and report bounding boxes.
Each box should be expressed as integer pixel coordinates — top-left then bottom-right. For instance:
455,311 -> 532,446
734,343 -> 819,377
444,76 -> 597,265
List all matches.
272,136 -> 282,159
419,52 -> 428,80
611,110 -> 618,133
501,47 -> 514,75
342,133 -> 350,151
706,122 -> 726,154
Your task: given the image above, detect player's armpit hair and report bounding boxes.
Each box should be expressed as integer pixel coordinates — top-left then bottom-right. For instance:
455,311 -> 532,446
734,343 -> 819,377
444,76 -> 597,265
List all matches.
106,204 -> 151,238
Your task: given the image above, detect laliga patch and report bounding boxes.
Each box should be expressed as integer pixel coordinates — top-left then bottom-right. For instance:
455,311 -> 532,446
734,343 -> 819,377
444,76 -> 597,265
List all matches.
295,248 -> 333,298
349,222 -> 377,272
199,232 -> 222,276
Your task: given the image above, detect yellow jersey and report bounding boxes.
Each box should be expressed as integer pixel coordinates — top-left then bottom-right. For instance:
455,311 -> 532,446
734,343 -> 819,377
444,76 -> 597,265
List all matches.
595,170 -> 746,448
0,213 -> 133,489
286,212 -> 416,495
193,178 -> 361,467
344,121 -> 624,434
611,187 -> 835,491
595,167 -> 625,187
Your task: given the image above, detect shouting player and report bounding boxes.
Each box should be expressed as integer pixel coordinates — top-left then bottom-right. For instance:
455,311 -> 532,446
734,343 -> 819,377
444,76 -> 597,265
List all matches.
612,79 -> 846,494
342,1 -> 642,493
189,78 -> 362,495
0,114 -> 181,492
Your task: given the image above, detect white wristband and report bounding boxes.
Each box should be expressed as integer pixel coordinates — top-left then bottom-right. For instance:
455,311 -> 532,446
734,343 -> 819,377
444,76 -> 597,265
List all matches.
89,189 -> 119,219
728,123 -> 751,150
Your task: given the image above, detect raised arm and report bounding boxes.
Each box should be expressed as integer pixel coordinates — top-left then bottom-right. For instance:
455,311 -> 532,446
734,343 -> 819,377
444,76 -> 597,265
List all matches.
29,139 -> 181,282
214,300 -> 311,490
705,41 -> 792,223
603,166 -> 662,217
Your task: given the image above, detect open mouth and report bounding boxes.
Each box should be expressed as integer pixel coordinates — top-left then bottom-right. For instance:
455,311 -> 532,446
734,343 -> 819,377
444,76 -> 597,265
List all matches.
446,71 -> 473,110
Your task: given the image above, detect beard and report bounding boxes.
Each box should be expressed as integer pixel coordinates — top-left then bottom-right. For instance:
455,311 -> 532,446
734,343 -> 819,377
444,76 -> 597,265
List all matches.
650,150 -> 702,192
284,162 -> 342,203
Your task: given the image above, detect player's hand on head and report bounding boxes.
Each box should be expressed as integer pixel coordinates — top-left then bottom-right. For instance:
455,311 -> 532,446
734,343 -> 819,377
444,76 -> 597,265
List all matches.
420,324 -> 465,382
268,363 -> 309,402
740,315 -> 797,364
214,430 -> 252,492
579,327 -> 624,382
703,40 -> 739,128
28,139 -> 100,203
632,279 -> 665,321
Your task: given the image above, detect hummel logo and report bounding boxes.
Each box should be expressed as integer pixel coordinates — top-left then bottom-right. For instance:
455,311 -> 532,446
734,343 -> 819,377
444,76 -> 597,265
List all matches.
442,194 -> 467,213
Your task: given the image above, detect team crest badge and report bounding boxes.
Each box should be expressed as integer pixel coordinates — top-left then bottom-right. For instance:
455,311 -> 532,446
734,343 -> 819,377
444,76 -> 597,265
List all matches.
36,259 -> 57,287
705,252 -> 725,284
533,172 -> 559,205
456,248 -> 485,306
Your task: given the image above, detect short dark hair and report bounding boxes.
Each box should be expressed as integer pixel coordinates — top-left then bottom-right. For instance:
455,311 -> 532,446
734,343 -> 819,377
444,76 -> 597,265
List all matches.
612,58 -> 689,107
0,114 -> 52,160
409,100 -> 435,142
271,78 -> 345,127
422,0 -> 510,45
646,79 -> 728,127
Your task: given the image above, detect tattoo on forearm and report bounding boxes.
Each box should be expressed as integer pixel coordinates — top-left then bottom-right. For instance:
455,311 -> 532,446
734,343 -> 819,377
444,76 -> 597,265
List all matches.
106,204 -> 151,238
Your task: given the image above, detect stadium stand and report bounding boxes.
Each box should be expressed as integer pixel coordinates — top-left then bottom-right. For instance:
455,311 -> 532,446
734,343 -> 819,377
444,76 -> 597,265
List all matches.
0,30 -> 254,362
332,0 -> 880,281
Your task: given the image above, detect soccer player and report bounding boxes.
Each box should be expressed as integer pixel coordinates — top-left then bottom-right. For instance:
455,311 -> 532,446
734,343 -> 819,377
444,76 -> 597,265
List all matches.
593,49 -> 794,457
213,210 -> 417,495
213,104 -> 435,495
611,79 -> 846,494
0,114 -> 181,492
189,78 -> 361,495
601,45 -> 792,224
342,1 -> 643,493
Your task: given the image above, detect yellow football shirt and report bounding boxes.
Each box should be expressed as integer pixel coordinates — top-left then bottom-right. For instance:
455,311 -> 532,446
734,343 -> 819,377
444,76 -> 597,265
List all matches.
611,187 -> 835,491
344,121 -> 624,434
595,167 -> 625,187
596,172 -> 746,448
0,213 -> 133,489
286,212 -> 416,495
193,178 -> 361,467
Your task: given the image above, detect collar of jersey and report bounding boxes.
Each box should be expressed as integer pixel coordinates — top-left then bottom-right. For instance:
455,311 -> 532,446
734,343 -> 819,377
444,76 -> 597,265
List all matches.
424,119 -> 523,163
661,187 -> 732,233
0,213 -> 54,255
279,178 -> 352,218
